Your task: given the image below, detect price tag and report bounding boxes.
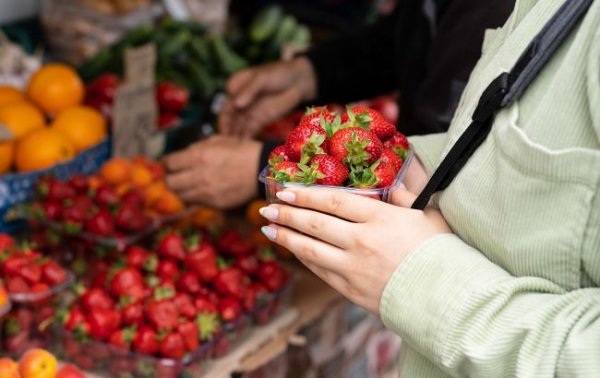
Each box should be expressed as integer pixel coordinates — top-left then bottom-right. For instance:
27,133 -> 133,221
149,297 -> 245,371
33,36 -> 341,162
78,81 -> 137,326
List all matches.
125,43 -> 156,86
0,124 -> 13,142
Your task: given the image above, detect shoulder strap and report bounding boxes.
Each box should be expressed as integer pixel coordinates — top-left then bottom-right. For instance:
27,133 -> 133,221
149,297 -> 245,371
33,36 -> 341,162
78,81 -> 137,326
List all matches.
411,0 -> 594,210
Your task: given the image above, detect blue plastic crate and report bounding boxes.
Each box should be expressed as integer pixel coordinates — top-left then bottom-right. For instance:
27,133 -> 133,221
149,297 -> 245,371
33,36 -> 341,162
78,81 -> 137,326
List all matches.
0,138 -> 111,232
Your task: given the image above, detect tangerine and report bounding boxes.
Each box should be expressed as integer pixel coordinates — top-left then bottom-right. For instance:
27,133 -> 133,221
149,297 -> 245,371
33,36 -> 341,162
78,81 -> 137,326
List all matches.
27,64 -> 84,115
0,101 -> 46,140
191,207 -> 224,229
19,348 -> 58,378
246,199 -> 269,227
0,357 -> 19,378
131,164 -> 153,188
0,86 -> 25,107
15,128 -> 76,172
144,182 -> 167,207
155,190 -> 184,214
0,142 -> 14,174
50,106 -> 107,152
100,158 -> 132,185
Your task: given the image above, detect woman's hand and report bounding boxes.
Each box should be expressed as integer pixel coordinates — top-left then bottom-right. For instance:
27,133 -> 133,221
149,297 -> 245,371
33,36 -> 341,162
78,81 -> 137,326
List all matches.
259,188 -> 452,314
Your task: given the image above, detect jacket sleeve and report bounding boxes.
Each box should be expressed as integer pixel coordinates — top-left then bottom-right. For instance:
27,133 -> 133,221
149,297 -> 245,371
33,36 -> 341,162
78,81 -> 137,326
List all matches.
379,234 -> 600,377
304,11 -> 398,104
408,132 -> 448,177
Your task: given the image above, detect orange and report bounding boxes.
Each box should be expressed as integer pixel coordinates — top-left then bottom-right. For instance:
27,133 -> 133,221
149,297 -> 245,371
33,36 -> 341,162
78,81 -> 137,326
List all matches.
18,349 -> 58,378
115,182 -> 132,197
191,207 -> 224,229
50,106 -> 107,152
144,182 -> 167,207
0,284 -> 8,307
27,63 -> 84,115
155,190 -> 184,215
100,158 -> 132,185
0,357 -> 19,378
0,142 -> 14,174
0,101 -> 45,140
87,174 -> 103,190
15,128 -> 76,172
131,164 -> 153,188
0,86 -> 25,107
246,199 -> 269,227
250,228 -> 272,248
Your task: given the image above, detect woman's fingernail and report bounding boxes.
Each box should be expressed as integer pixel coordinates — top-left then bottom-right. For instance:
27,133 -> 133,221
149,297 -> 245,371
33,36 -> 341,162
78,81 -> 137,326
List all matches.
261,226 -> 277,240
276,191 -> 296,203
259,207 -> 279,221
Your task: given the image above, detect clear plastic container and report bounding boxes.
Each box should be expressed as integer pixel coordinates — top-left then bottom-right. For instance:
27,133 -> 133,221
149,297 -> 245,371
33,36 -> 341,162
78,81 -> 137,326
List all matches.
211,315 -> 252,358
258,146 -> 414,204
250,279 -> 294,326
54,328 -> 212,378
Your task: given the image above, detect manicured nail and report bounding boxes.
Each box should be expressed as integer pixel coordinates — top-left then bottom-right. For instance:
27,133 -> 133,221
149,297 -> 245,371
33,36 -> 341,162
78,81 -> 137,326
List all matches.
261,226 -> 277,240
259,206 -> 279,221
276,191 -> 296,203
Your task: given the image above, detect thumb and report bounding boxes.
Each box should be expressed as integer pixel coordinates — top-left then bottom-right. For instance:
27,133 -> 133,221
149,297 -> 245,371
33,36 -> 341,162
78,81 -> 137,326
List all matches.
391,187 -> 418,208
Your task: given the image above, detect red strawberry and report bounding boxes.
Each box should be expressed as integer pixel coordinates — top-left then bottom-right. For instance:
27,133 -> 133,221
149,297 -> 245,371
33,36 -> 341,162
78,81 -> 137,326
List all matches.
121,190 -> 144,209
0,233 -> 15,251
6,276 -> 29,293
81,287 -> 115,311
157,232 -> 186,261
350,160 -> 397,189
380,148 -> 403,173
57,364 -> 85,378
67,174 -> 88,194
146,300 -> 179,331
372,163 -> 397,188
2,254 -> 30,276
235,254 -> 260,275
110,268 -> 145,300
348,105 -> 395,140
214,267 -> 245,299
267,145 -> 289,168
34,200 -> 62,221
216,229 -> 255,257
244,282 -> 268,311
284,124 -> 328,163
271,161 -> 305,183
309,154 -> 349,186
330,127 -> 383,168
36,178 -> 75,201
125,246 -> 150,269
383,131 -> 410,160
85,209 -> 115,236
257,261 -> 288,292
61,200 -> 91,234
177,321 -> 199,351
64,306 -> 86,331
194,297 -> 218,314
218,297 -> 243,322
41,261 -> 67,286
109,327 -> 137,349
157,259 -> 180,281
298,108 -> 335,129
20,263 -> 41,284
114,203 -> 150,232
173,293 -> 197,320
196,312 -> 220,341
133,326 -> 159,355
94,185 -> 119,207
158,332 -> 185,359
121,302 -> 144,326
158,112 -> 181,130
176,272 -> 202,295
88,308 -> 121,340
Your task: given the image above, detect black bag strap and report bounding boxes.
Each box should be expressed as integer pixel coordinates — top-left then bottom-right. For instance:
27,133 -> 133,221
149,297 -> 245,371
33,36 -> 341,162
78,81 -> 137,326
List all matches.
412,0 -> 594,210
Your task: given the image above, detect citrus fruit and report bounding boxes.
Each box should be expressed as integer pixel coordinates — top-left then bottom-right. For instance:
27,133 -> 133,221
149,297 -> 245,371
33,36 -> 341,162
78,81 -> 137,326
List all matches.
100,158 -> 132,185
15,128 -> 76,172
0,284 -> 8,307
27,64 -> 84,115
0,357 -> 19,378
0,86 -> 25,107
131,164 -> 153,187
0,101 -> 45,140
19,348 -> 58,378
50,105 -> 107,152
191,208 -> 224,229
246,199 -> 269,227
155,190 -> 184,214
0,142 -> 14,174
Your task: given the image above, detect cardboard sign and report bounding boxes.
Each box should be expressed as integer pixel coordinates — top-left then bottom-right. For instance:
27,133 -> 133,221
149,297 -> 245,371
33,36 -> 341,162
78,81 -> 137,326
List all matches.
0,124 -> 13,142
125,43 -> 156,86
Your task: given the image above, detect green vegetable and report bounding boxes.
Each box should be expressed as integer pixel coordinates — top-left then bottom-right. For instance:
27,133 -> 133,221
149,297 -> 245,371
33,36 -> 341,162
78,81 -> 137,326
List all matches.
267,15 -> 299,59
250,6 -> 283,43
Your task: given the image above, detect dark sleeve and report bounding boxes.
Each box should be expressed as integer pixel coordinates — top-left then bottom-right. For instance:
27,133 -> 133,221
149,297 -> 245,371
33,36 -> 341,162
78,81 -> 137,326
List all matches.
257,139 -> 281,198
304,10 -> 398,104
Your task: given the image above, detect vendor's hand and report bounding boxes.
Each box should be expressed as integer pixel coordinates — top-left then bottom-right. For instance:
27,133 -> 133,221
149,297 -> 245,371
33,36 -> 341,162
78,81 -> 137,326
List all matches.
164,135 -> 262,209
258,188 -> 452,314
219,57 -> 317,138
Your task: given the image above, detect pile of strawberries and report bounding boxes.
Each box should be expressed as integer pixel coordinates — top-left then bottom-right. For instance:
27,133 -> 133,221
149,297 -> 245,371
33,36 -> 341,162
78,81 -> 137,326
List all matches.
26,157 -> 184,240
0,233 -> 68,296
60,227 -> 289,361
267,106 -> 409,190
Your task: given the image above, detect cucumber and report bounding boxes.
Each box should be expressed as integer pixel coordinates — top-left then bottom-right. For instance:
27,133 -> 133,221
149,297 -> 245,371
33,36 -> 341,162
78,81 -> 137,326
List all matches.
250,6 -> 283,43
266,15 -> 298,59
209,36 -> 248,75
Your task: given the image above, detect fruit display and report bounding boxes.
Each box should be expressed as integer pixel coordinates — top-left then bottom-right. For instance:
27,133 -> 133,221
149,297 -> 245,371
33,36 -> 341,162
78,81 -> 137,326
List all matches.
84,73 -> 190,130
0,234 -> 73,357
259,105 -> 412,203
0,348 -> 85,378
54,225 -> 291,377
21,156 -> 185,250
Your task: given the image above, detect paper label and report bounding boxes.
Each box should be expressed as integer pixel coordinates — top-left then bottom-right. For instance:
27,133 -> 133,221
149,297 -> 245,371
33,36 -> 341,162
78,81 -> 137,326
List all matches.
0,124 -> 14,142
125,43 -> 156,86
163,0 -> 190,20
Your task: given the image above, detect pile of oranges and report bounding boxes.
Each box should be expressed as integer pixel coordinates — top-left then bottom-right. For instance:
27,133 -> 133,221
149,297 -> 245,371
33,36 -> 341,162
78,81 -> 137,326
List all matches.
0,348 -> 85,378
0,63 -> 107,175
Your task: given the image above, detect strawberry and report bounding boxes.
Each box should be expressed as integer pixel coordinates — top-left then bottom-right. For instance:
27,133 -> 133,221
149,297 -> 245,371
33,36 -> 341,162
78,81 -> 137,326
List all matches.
94,185 -> 119,207
194,297 -> 218,314
125,246 -> 149,270
156,259 -> 180,281
177,321 -> 199,351
218,297 -> 243,322
176,272 -> 202,295
372,163 -> 397,188
383,131 -> 410,160
41,261 -> 67,286
214,267 -> 245,299
33,200 -> 62,221
85,209 -> 115,236
347,105 -> 395,140
114,203 -> 150,232
235,254 -> 260,275
121,302 -> 144,326
308,154 -> 349,186
268,145 -> 289,169
36,178 -> 75,201
146,299 -> 179,331
121,190 -> 145,209
133,326 -> 159,355
2,254 -> 30,276
350,160 -> 397,189
61,200 -> 91,234
216,229 -> 255,257
271,161 -> 305,183
196,312 -> 221,341
0,232 -> 15,251
173,293 -> 197,320
257,261 -> 288,292
108,327 -> 137,349
380,148 -> 403,173
159,332 -> 186,359
157,232 -> 186,261
244,282 -> 268,311
110,268 -> 145,300
87,308 -> 121,340
330,127 -> 383,168
81,287 -> 115,311
20,263 -> 41,284
284,124 -> 328,163
64,306 -> 87,331
67,174 -> 88,194
6,276 -> 29,293
57,364 -> 86,378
